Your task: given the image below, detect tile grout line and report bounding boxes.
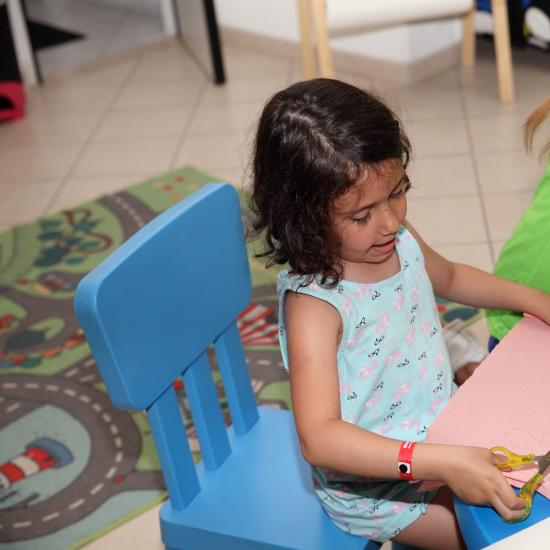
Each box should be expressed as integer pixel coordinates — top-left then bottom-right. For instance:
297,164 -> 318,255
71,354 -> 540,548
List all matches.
456,67 -> 497,268
41,57 -> 144,216
167,78 -> 209,170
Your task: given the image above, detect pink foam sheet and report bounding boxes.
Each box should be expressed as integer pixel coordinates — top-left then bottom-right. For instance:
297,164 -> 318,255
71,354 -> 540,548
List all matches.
420,316 -> 550,499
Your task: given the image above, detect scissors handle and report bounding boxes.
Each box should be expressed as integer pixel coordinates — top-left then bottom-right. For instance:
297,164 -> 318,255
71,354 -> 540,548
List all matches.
491,446 -> 536,470
506,472 -> 545,524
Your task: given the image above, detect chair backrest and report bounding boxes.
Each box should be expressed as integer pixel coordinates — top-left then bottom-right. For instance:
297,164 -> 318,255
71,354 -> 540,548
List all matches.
326,0 -> 473,35
74,183 -> 259,508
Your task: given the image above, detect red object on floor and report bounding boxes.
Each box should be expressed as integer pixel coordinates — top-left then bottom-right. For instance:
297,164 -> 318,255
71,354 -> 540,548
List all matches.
0,81 -> 25,121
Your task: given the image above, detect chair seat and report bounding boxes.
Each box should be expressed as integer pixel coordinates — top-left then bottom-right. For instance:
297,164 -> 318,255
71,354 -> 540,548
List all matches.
160,407 -> 375,550
326,0 -> 473,34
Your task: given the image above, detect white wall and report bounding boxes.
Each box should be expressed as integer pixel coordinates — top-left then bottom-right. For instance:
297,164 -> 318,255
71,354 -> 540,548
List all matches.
332,26 -> 411,63
407,19 -> 462,59
214,0 -> 299,41
213,0 -> 462,63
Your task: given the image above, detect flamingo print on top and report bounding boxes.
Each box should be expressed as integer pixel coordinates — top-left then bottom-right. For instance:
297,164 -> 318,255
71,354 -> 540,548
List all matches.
277,226 -> 454,543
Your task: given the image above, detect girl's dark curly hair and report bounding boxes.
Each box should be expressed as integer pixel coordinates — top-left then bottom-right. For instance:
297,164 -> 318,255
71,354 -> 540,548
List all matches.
250,78 -> 410,286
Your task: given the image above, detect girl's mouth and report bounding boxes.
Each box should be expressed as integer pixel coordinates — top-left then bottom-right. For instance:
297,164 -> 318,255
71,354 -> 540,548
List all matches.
371,238 -> 396,255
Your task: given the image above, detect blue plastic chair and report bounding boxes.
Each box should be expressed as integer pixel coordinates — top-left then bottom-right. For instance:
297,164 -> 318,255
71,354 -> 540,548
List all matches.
74,183 -> 381,550
454,491 -> 550,549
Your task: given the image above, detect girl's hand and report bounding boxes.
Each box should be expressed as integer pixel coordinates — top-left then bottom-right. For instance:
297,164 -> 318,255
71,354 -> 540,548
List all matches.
531,292 -> 550,327
454,362 -> 480,386
437,445 -> 526,521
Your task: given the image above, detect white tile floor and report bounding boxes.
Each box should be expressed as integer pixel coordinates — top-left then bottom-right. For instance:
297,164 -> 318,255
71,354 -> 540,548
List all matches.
1,30 -> 550,549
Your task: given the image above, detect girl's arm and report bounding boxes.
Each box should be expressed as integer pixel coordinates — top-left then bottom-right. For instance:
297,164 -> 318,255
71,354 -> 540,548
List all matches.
284,290 -> 525,521
404,222 -> 550,325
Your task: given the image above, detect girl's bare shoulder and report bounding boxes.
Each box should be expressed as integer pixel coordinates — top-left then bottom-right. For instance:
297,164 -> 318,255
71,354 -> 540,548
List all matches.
284,290 -> 342,333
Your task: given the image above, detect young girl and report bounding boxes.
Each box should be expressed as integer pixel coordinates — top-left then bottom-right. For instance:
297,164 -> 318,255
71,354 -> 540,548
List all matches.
486,95 -> 550,350
250,79 -> 550,549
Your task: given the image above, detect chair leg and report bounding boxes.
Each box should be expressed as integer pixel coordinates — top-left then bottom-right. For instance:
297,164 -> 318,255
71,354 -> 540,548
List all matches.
462,8 -> 476,67
310,0 -> 335,78
491,0 -> 515,103
297,0 -> 317,78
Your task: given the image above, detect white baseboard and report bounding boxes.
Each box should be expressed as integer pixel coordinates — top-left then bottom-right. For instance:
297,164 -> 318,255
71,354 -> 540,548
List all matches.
220,25 -> 461,84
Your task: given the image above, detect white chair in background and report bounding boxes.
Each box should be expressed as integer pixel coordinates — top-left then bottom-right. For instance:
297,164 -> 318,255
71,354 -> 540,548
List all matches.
296,0 -> 515,103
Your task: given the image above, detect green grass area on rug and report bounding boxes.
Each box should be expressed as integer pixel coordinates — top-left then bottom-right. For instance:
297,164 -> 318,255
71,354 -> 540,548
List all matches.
0,166 -> 481,549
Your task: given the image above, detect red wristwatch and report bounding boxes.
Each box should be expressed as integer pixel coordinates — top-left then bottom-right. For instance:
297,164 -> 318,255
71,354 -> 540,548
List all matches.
398,440 -> 416,480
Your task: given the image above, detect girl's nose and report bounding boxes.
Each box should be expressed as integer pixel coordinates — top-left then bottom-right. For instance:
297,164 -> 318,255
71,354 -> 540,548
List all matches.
381,204 -> 400,233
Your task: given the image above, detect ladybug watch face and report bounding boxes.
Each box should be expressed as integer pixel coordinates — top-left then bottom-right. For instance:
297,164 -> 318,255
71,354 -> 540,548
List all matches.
398,462 -> 410,474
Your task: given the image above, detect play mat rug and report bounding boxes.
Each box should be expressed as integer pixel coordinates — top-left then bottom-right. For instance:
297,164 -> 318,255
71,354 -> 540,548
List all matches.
0,166 -> 481,549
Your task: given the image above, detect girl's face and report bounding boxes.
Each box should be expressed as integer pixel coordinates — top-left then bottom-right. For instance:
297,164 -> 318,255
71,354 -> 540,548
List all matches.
331,158 -> 409,278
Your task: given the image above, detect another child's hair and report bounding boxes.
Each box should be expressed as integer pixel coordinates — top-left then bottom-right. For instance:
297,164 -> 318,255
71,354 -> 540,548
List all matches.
524,95 -> 550,159
250,78 -> 410,285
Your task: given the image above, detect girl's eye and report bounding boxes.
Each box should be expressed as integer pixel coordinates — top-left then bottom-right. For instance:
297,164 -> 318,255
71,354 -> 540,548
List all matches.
390,179 -> 411,199
352,211 -> 373,225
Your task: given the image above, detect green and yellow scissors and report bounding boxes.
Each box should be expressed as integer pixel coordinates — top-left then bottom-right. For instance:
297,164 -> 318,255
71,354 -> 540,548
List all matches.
491,446 -> 550,523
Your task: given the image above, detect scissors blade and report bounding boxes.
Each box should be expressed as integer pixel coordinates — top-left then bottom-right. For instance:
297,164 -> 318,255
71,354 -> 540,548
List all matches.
537,450 -> 550,476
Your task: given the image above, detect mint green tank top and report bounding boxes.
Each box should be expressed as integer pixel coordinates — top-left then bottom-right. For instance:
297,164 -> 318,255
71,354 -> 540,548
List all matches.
276,227 -> 454,541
